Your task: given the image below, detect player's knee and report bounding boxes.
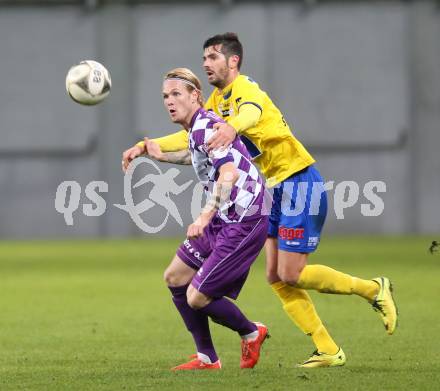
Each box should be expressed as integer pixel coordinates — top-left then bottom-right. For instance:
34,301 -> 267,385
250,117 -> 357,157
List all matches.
163,267 -> 181,287
277,252 -> 307,285
186,289 -> 210,310
187,298 -> 201,310
266,267 -> 280,284
186,293 -> 203,310
277,266 -> 302,286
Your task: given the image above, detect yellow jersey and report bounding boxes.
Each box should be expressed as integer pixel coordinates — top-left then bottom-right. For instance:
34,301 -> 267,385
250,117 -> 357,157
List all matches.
154,74 -> 315,187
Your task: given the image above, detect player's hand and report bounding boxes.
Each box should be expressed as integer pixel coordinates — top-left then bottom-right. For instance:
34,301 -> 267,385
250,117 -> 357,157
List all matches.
144,137 -> 165,161
122,144 -> 145,173
207,123 -> 237,151
187,215 -> 210,239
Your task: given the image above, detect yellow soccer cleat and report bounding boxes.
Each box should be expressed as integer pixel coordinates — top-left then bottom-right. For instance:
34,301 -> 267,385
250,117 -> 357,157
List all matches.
371,277 -> 398,335
297,348 -> 346,368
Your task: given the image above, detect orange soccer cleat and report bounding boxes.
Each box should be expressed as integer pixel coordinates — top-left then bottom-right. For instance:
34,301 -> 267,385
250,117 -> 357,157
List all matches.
171,355 -> 222,371
240,322 -> 270,369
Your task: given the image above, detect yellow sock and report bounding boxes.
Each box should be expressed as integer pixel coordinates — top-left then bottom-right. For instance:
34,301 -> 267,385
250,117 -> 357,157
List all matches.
296,265 -> 379,301
312,325 -> 339,355
353,277 -> 379,302
271,282 -> 339,354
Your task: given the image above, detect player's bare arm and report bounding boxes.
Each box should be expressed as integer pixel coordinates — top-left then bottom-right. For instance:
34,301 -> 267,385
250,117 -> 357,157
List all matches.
122,144 -> 145,173
162,150 -> 191,165
145,138 -> 191,165
187,162 -> 238,239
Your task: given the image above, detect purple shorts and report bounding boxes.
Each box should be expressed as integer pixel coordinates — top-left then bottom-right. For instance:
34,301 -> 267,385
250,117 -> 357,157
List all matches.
177,215 -> 269,300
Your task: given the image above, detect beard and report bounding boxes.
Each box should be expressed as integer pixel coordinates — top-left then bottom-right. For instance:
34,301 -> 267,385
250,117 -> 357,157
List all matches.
208,66 -> 230,89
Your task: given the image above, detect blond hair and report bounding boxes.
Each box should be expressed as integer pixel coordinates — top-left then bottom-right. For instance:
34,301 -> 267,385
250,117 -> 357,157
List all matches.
164,68 -> 204,106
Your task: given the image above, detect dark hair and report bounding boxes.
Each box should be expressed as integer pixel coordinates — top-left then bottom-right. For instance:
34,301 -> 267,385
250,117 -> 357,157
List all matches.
203,32 -> 243,70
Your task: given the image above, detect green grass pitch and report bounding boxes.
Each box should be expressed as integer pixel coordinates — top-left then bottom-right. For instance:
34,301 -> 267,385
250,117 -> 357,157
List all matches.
1,236 -> 439,390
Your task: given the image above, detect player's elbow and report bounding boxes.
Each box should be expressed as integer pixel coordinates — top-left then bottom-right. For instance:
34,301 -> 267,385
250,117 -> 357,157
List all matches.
220,163 -> 239,185
229,169 -> 239,185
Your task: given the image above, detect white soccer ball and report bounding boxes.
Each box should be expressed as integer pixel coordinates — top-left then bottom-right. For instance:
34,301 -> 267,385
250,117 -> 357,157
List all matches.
65,60 -> 111,105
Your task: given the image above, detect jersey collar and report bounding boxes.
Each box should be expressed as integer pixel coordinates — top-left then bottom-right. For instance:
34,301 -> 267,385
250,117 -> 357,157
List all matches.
189,107 -> 203,130
216,74 -> 242,100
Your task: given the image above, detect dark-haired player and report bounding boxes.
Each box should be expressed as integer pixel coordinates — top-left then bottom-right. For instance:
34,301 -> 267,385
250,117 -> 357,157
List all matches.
124,33 -> 397,368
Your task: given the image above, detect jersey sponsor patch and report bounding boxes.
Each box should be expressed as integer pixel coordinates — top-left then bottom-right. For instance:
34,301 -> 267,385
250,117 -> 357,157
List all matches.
218,102 -> 234,118
308,237 -> 319,247
278,226 -> 305,240
183,239 -> 206,263
286,241 -> 301,246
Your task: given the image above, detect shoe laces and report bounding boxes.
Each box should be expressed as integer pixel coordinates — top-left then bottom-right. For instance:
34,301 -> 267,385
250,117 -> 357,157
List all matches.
242,340 -> 251,360
372,299 -> 385,315
302,350 -> 321,365
192,359 -> 206,368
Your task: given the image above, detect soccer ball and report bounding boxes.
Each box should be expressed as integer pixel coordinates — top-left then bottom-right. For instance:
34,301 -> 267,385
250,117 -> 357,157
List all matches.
65,60 -> 111,105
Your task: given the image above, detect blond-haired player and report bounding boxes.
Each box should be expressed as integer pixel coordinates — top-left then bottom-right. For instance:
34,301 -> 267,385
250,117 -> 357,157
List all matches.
124,68 -> 269,370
